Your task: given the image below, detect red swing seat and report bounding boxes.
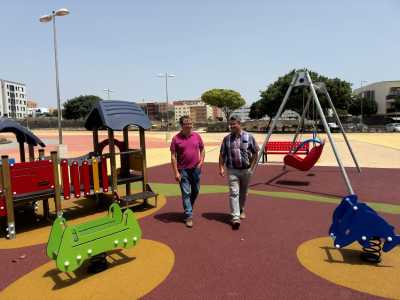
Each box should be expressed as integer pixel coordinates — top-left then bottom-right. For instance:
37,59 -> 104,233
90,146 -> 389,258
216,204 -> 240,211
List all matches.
284,142 -> 324,171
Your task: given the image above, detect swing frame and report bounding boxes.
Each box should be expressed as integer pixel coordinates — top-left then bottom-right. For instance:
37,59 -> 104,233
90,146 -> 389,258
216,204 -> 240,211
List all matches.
253,70 -> 361,195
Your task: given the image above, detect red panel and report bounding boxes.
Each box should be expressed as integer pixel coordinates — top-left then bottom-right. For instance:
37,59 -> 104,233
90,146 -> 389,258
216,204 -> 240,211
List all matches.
9,160 -> 55,195
80,161 -> 91,196
284,144 -> 324,171
70,161 -> 81,198
0,195 -> 6,217
60,159 -> 71,200
101,156 -> 109,192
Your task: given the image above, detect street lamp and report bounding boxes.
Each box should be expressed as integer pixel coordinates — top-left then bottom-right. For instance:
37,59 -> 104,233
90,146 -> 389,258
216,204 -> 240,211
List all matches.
40,8 -> 70,145
360,80 -> 368,125
157,73 -> 175,141
103,88 -> 114,100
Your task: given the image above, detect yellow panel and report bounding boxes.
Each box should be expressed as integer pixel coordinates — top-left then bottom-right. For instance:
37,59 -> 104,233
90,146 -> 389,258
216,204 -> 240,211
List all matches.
91,158 -> 100,193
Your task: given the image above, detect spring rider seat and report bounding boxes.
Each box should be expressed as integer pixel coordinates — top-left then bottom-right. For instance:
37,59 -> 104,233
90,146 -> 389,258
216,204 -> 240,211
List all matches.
329,194 -> 400,263
47,203 -> 141,272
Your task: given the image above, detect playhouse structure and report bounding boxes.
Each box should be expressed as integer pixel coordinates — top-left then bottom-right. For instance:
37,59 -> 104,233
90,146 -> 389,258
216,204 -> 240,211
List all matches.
0,101 -> 157,239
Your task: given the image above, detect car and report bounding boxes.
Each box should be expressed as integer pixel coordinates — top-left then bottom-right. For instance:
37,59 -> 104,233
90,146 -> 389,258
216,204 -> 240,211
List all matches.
328,122 -> 340,132
385,123 -> 400,132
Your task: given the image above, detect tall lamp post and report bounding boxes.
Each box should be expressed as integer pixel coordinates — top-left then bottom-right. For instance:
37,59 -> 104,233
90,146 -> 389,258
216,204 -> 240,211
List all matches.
360,80 -> 368,125
157,72 -> 175,142
40,8 -> 70,145
103,88 -> 114,100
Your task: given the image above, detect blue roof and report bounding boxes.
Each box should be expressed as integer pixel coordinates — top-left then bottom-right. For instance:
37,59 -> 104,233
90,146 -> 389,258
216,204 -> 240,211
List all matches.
0,118 -> 45,147
84,100 -> 151,130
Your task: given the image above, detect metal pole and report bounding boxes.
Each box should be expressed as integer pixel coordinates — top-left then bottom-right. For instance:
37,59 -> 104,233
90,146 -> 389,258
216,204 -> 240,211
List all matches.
52,11 -> 63,145
320,85 -> 361,172
165,73 -> 169,138
289,93 -> 313,153
252,72 -> 298,172
306,72 -> 355,195
360,82 -> 363,125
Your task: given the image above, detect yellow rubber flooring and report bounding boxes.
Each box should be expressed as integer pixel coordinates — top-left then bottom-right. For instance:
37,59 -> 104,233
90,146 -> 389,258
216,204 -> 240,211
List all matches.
297,237 -> 400,299
0,239 -> 174,300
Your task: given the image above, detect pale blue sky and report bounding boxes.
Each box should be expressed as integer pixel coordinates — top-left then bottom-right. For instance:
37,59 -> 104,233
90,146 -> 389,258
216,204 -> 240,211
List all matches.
1,0 -> 399,107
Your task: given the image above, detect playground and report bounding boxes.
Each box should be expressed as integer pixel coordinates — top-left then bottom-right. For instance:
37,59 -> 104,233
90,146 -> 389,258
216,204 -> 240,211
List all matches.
0,84 -> 399,299
0,127 -> 399,299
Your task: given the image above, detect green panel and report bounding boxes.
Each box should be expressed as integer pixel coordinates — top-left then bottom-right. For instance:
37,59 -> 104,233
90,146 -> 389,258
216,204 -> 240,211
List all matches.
47,216 -> 67,259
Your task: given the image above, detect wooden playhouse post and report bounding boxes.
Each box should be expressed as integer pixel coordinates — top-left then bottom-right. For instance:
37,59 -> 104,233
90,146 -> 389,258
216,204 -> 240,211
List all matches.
93,129 -> 99,153
139,127 -> 147,192
1,155 -> 15,239
108,129 -> 117,192
123,126 -> 131,196
50,151 -> 62,217
18,142 -> 25,162
28,144 -> 35,162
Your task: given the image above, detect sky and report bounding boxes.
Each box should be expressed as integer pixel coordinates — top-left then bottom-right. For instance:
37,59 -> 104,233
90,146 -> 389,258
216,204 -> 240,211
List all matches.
1,0 -> 399,108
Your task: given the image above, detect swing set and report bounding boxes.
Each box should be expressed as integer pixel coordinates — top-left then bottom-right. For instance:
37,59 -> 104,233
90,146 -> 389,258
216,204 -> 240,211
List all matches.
254,70 -> 400,262
255,69 -> 361,195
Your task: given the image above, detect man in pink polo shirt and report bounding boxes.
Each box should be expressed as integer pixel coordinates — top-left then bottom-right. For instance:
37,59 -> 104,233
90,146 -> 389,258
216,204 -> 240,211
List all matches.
170,116 -> 205,228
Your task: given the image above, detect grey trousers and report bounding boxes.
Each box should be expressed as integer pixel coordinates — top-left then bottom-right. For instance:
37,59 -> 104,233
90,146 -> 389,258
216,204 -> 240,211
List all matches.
227,168 -> 251,220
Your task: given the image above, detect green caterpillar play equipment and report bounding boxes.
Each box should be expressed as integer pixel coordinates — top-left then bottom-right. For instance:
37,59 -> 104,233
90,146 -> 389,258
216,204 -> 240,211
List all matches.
47,203 -> 141,272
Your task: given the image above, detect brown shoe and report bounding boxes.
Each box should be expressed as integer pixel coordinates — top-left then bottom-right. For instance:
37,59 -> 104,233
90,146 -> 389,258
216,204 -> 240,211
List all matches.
185,218 -> 193,228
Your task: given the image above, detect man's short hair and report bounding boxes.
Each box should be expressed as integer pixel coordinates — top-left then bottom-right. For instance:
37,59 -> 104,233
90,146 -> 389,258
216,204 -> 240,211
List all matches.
229,115 -> 241,124
179,115 -> 191,126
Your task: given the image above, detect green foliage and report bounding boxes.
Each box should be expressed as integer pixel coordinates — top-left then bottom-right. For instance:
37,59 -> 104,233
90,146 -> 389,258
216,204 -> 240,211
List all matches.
249,101 -> 265,119
348,95 -> 378,116
63,95 -> 102,120
250,69 -> 353,119
201,89 -> 246,122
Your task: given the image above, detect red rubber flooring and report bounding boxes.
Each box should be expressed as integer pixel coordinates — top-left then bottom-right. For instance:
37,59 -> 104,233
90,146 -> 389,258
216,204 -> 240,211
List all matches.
142,193 -> 394,299
1,163 -> 399,299
148,163 -> 400,205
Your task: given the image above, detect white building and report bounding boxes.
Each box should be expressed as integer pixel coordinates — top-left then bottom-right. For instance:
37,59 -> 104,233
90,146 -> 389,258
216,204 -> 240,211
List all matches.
174,100 -> 213,123
0,79 -> 27,119
353,81 -> 400,115
232,106 -> 251,121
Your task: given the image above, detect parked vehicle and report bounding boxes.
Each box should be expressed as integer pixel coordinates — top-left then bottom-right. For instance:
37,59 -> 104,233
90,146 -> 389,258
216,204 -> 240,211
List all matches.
385,123 -> 400,132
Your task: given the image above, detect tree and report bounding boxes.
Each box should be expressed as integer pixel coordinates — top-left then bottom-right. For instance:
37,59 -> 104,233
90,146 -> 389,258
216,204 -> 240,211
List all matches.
348,95 -> 378,116
249,101 -> 266,119
63,95 -> 102,120
201,89 -> 246,127
250,69 -> 353,119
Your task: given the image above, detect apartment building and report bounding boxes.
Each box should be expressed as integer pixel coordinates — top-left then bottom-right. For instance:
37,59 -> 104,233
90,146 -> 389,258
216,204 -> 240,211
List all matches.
0,79 -> 27,119
353,81 -> 400,115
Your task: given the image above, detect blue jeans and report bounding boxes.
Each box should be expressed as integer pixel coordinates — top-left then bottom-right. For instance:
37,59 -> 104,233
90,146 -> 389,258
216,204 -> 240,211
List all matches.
179,168 -> 201,219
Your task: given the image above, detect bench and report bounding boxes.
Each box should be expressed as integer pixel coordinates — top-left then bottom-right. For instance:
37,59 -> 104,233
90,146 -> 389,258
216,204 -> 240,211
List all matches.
262,141 -> 309,163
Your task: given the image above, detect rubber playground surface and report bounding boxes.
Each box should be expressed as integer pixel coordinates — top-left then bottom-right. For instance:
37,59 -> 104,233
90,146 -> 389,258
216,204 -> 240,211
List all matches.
0,130 -> 400,299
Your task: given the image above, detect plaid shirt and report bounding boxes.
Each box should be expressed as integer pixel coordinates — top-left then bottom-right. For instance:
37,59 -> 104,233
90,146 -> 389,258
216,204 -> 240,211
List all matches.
220,131 -> 259,169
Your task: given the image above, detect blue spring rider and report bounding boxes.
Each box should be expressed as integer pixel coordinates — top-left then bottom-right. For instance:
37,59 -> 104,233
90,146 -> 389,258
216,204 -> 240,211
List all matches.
329,194 -> 400,263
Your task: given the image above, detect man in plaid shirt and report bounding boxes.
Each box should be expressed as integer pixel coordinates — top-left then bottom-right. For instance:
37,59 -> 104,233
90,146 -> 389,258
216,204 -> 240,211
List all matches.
219,116 -> 259,230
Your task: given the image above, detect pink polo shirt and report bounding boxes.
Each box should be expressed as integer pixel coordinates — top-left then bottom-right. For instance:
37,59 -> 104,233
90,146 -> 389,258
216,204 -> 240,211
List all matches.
170,131 -> 204,170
